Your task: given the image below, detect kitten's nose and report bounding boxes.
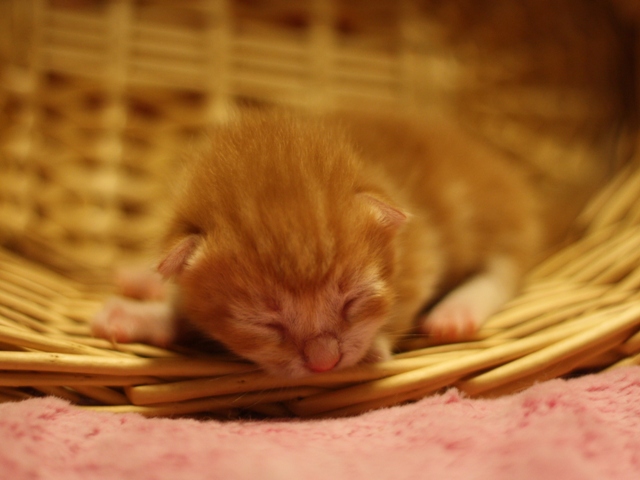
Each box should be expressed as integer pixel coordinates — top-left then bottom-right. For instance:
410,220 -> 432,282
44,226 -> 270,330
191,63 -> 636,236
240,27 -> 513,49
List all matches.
304,334 -> 341,373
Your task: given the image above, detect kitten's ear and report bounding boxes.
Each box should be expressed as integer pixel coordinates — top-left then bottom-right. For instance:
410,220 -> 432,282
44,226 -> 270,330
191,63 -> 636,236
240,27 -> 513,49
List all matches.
360,193 -> 408,231
157,234 -> 202,279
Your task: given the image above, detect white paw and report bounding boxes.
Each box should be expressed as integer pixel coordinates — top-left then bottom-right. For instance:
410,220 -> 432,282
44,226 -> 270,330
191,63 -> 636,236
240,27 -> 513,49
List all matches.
91,296 -> 176,347
420,261 -> 517,342
420,301 -> 480,341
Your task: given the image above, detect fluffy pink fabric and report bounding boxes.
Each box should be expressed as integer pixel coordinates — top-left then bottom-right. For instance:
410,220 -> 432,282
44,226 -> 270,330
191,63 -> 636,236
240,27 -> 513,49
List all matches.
3,368 -> 640,479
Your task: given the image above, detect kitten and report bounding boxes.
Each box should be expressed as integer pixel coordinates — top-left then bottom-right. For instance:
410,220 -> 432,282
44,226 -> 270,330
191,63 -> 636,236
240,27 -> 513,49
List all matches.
92,109 -> 542,377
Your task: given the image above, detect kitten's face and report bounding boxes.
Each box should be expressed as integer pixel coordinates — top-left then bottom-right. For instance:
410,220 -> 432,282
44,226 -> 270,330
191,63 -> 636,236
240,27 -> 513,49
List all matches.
178,231 -> 396,377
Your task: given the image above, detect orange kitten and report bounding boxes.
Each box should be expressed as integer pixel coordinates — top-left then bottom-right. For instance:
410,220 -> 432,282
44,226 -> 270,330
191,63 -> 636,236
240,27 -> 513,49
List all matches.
92,109 -> 542,377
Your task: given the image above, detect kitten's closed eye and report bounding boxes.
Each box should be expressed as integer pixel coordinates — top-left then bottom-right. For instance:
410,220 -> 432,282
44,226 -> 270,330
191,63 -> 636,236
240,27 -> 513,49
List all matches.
249,321 -> 287,341
343,293 -> 390,324
342,297 -> 359,321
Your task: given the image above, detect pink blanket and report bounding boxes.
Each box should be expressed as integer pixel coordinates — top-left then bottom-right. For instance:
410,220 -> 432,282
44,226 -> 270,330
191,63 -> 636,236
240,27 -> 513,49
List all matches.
3,368 -> 640,480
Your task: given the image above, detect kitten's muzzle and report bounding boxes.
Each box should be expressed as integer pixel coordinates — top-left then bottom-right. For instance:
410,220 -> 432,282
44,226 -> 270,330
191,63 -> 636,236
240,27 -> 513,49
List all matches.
303,334 -> 341,373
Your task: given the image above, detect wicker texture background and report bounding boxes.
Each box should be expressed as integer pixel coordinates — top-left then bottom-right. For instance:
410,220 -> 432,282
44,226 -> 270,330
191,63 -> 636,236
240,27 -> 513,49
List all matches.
0,0 -> 639,417
1,0 -> 635,269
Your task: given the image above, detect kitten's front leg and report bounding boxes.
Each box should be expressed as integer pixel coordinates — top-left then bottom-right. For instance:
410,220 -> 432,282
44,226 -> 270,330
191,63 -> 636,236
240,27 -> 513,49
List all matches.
420,255 -> 519,341
91,266 -> 178,347
92,297 -> 177,347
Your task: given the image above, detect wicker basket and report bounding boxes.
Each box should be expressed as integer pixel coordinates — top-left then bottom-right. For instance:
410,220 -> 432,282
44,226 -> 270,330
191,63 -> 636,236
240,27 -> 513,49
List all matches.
1,0 -> 640,418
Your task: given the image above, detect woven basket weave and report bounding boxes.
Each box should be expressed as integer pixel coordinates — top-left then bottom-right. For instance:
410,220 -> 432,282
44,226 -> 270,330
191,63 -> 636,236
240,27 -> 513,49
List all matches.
0,0 -> 639,418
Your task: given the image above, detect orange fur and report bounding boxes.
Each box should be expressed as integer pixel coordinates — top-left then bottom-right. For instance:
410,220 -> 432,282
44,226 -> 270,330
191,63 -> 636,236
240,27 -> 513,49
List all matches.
93,109 -> 545,377
163,109 -> 541,375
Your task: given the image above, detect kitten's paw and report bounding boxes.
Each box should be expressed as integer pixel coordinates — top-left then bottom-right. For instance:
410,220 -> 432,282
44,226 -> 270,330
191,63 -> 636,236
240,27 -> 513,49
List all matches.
419,302 -> 480,342
91,298 -> 133,343
91,296 -> 176,347
420,258 -> 518,342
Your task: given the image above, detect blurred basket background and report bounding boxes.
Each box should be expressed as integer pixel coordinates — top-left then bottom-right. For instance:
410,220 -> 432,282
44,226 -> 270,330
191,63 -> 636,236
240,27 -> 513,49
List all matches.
1,0 -> 640,418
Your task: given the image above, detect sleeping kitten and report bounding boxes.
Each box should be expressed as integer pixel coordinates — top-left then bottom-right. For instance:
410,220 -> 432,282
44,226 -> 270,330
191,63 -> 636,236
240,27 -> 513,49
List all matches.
92,109 -> 542,377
